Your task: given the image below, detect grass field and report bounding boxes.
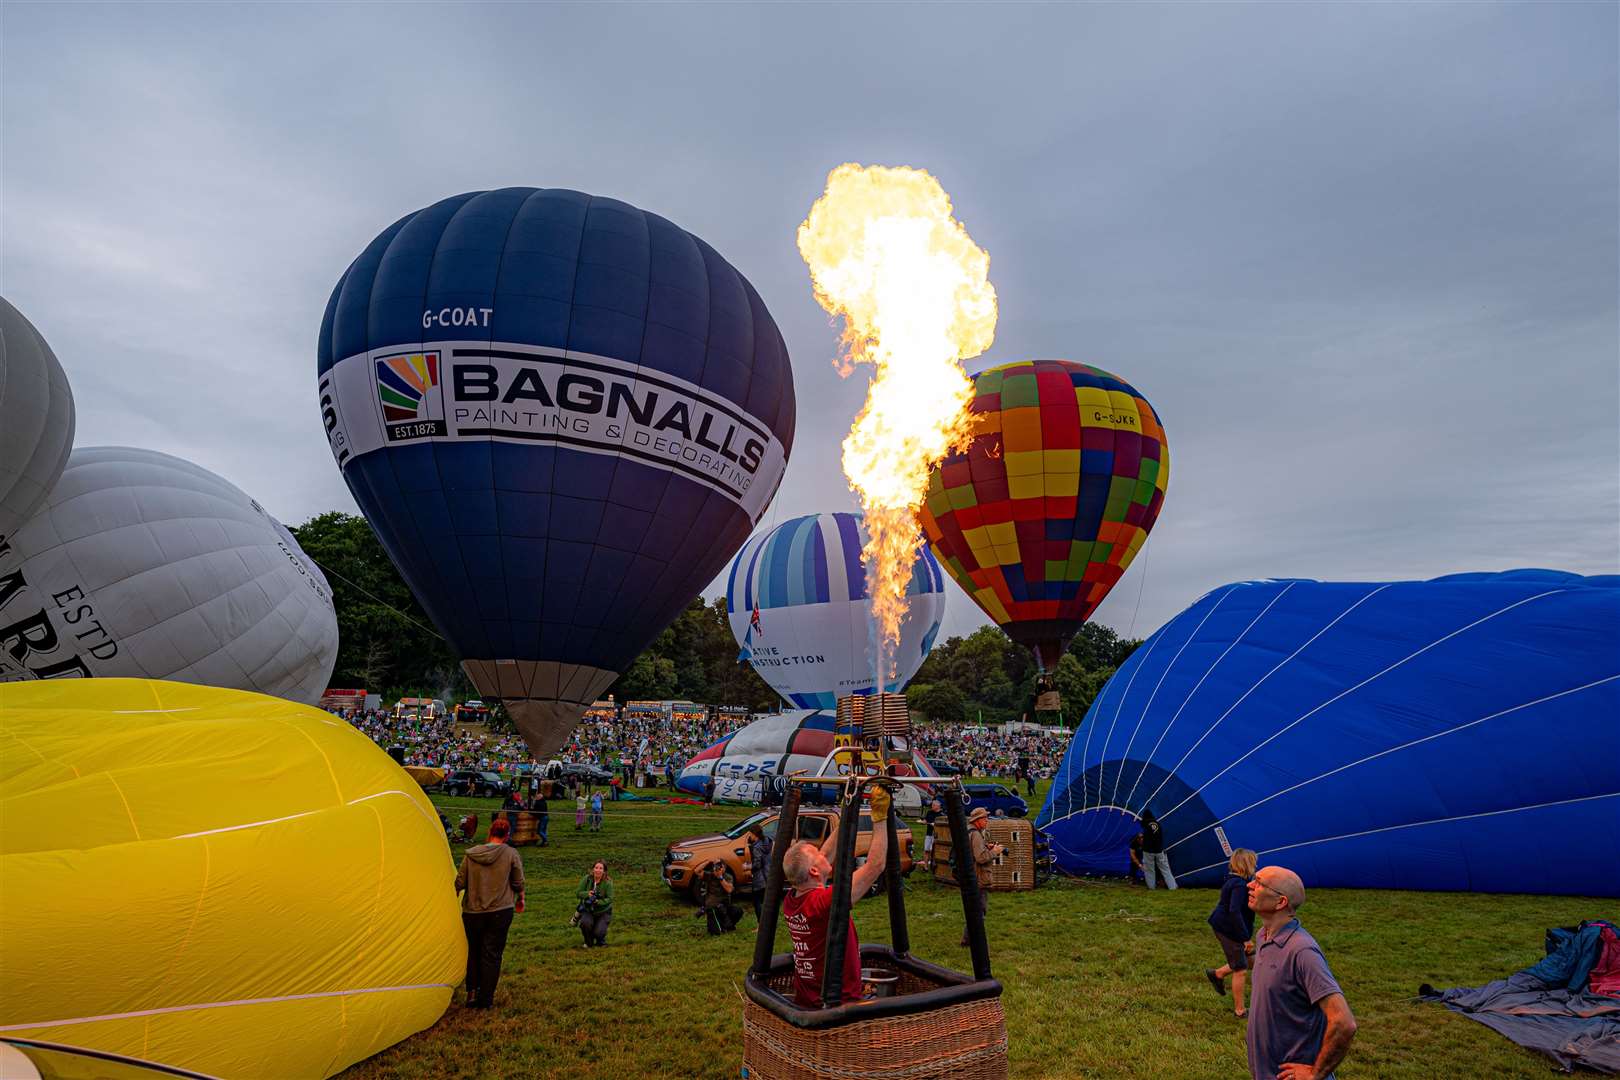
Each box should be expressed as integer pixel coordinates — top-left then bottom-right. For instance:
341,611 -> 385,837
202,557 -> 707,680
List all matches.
339,781 -> 1607,1080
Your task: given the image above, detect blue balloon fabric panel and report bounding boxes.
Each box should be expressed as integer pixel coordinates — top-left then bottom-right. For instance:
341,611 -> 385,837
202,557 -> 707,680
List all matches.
1036,571 -> 1620,896
317,189 -> 795,679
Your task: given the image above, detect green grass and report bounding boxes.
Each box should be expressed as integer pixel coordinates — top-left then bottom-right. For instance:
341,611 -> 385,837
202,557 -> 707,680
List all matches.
339,782 -> 1609,1079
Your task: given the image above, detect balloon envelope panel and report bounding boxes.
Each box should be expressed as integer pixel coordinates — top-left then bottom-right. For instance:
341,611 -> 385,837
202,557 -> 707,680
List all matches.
0,447 -> 339,705
0,679 -> 465,1079
0,297 -> 75,541
921,360 -> 1168,668
317,189 -> 794,755
725,512 -> 946,708
1035,571 -> 1620,895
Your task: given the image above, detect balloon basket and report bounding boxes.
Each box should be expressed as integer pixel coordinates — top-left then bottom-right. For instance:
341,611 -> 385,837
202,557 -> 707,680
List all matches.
744,776 -> 1005,1079
507,812 -> 540,845
928,819 -> 1038,892
742,945 -> 1007,1080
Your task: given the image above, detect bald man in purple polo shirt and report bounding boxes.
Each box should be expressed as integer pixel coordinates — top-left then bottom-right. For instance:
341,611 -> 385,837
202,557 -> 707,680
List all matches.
1245,866 -> 1358,1080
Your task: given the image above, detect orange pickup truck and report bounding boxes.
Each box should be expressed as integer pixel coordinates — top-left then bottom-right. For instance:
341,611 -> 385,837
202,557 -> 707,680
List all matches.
661,807 -> 914,900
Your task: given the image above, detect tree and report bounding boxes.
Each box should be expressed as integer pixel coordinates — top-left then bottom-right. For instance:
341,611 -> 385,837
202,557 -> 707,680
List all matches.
1067,622 -> 1140,671
605,596 -> 777,709
1052,655 -> 1117,718
906,681 -> 966,724
288,512 -> 466,698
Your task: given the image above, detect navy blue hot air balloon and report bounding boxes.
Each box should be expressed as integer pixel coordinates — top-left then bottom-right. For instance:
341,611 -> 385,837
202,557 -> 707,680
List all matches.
1037,570 -> 1620,897
317,189 -> 795,756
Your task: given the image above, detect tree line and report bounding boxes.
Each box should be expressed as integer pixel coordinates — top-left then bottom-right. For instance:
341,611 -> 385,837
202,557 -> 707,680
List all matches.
904,621 -> 1141,727
291,512 -> 1139,721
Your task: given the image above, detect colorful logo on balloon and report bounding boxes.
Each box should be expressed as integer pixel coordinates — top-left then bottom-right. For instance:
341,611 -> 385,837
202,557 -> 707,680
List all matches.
375,352 -> 446,439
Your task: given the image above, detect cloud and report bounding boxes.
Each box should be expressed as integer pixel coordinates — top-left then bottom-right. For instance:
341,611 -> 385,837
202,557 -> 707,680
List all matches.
2,1 -> 1613,658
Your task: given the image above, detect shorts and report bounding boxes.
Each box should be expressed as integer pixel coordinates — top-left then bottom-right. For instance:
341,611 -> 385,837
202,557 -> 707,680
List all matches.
1213,930 -> 1248,972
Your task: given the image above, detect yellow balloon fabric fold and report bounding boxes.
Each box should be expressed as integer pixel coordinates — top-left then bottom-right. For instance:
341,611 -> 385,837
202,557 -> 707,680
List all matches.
0,679 -> 464,1079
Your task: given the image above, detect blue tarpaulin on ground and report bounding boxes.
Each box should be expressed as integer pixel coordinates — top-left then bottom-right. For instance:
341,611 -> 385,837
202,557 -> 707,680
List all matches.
1423,920 -> 1620,1074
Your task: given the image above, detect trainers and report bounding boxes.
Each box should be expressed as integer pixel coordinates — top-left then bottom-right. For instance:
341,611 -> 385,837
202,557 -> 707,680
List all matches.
1205,968 -> 1226,996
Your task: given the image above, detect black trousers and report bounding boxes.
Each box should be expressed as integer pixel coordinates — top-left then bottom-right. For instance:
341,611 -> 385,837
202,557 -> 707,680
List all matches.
705,904 -> 740,934
579,908 -> 612,946
463,908 -> 514,1006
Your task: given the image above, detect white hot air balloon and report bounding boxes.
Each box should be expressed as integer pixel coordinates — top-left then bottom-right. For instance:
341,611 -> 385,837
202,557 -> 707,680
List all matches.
679,709 -> 941,812
0,297 -> 75,541
0,447 -> 339,704
726,512 -> 948,709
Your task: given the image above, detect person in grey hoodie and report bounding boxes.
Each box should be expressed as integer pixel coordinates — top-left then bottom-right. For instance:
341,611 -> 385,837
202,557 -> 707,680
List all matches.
454,817 -> 525,1009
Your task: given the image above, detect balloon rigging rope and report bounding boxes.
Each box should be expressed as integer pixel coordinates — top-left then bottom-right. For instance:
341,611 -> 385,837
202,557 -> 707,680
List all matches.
1124,532 -> 1151,643
304,555 -> 445,641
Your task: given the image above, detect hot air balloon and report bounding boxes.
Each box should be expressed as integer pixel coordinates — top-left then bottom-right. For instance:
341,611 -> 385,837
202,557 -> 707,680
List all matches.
919,359 -> 1168,671
0,297 -> 75,542
1036,571 -> 1620,895
317,189 -> 794,757
0,678 -> 465,1079
0,447 -> 339,704
680,708 -> 939,812
726,512 -> 946,709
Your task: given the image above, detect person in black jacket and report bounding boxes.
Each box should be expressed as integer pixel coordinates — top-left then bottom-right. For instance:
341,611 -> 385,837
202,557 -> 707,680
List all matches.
1204,848 -> 1258,1017
1137,808 -> 1176,889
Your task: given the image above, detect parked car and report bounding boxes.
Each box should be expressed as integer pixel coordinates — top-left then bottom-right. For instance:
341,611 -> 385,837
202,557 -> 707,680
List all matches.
442,770 -> 509,798
961,783 -> 1028,818
662,808 -> 913,900
543,760 -> 617,784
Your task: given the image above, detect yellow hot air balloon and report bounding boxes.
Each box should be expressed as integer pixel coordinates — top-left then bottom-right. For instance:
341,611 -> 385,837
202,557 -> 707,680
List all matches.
0,679 -> 464,1079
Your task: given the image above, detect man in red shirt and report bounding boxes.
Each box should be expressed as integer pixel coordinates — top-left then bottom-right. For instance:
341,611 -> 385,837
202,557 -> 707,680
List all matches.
781,786 -> 892,1008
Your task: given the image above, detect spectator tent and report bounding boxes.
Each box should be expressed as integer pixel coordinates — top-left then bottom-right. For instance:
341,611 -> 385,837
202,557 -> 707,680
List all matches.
1036,571 -> 1620,895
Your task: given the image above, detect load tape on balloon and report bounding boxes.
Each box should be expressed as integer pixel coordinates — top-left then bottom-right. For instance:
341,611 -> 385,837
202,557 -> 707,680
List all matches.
321,341 -> 787,521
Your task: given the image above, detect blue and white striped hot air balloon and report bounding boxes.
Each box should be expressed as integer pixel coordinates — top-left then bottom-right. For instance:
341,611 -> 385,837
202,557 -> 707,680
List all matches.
726,512 -> 946,710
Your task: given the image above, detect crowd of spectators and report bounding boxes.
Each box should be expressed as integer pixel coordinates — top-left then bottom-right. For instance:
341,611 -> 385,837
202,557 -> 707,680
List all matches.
913,720 -> 1070,782
332,705 -> 1074,784
562,706 -> 750,774
330,702 -> 755,778
340,709 -> 534,771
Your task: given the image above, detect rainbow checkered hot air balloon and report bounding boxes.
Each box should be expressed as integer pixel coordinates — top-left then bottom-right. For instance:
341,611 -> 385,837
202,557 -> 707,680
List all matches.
919,359 -> 1168,669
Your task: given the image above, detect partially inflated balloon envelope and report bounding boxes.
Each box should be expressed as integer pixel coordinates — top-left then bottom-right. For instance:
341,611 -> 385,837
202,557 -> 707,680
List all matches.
921,360 -> 1168,669
0,297 -> 75,541
0,447 -> 339,704
1036,571 -> 1620,896
680,709 -> 939,812
726,512 -> 946,709
0,679 -> 465,1079
318,189 -> 795,757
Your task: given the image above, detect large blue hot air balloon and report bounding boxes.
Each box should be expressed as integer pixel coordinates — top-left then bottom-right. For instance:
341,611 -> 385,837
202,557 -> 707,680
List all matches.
1037,570 -> 1620,896
317,189 -> 795,756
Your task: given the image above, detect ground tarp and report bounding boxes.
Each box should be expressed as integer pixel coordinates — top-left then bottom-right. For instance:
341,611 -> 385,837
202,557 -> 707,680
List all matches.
1424,920 -> 1620,1074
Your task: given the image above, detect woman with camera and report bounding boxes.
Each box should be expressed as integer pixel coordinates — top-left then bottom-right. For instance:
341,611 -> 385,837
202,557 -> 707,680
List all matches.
574,860 -> 614,947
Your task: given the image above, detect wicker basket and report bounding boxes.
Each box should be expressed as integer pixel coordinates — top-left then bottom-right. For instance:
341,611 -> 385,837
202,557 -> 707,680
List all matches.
743,946 -> 1007,1080
507,811 -> 540,845
930,820 -> 1036,891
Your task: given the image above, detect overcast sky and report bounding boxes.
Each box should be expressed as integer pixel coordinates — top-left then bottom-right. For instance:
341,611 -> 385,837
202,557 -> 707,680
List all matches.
3,2 -> 1615,647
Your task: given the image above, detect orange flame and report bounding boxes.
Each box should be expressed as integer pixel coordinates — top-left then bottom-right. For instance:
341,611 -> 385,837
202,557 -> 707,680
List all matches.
798,163 -> 997,687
